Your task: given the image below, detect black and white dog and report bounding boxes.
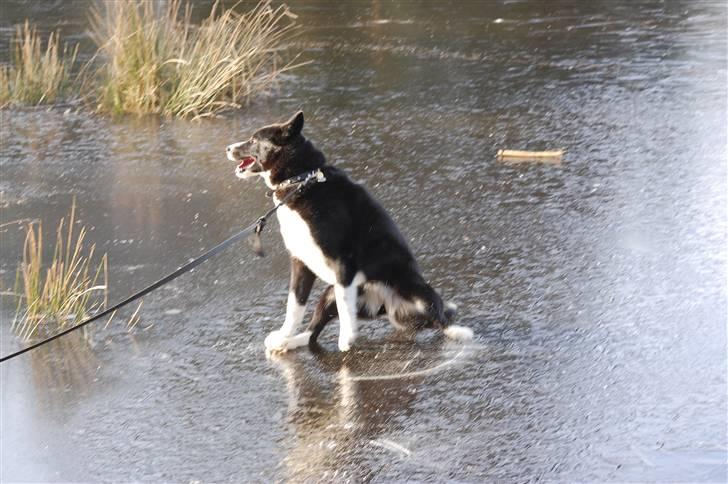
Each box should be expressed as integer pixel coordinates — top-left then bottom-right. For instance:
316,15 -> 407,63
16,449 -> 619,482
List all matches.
226,112 -> 473,352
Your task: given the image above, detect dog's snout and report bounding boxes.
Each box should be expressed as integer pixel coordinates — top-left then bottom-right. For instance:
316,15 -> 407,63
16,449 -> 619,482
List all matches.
226,143 -> 242,162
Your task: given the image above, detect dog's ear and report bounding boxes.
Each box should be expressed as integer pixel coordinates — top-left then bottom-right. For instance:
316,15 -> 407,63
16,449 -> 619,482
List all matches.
282,111 -> 304,140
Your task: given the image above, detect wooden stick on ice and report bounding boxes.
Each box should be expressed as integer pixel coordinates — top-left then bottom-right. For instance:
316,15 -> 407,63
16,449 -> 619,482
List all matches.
496,149 -> 564,159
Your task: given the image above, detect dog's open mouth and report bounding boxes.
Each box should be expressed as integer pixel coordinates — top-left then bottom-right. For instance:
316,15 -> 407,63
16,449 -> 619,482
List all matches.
237,156 -> 256,171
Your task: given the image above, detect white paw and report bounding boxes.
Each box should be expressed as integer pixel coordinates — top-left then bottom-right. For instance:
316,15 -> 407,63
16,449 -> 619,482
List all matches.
287,331 -> 312,349
338,331 -> 356,352
264,330 -> 289,352
265,330 -> 313,352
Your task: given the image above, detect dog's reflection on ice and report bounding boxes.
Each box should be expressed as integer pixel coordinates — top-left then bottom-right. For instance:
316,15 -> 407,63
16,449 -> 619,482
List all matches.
267,345 -> 431,482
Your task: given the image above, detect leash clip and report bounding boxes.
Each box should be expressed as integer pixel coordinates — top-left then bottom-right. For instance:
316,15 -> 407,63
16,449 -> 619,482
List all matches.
255,215 -> 266,233
251,216 -> 267,257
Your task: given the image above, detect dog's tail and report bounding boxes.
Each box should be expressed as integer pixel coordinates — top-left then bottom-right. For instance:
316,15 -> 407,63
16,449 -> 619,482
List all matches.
442,301 -> 474,341
410,281 -> 474,341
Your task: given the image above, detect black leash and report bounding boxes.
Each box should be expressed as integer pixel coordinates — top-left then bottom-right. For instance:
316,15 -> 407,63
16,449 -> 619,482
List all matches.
0,169 -> 325,363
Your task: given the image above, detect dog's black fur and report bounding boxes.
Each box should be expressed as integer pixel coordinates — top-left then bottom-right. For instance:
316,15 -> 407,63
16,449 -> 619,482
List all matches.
227,112 -> 468,351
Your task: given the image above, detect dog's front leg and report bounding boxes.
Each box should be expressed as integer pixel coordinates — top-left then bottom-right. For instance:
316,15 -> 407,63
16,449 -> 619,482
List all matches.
265,257 -> 315,352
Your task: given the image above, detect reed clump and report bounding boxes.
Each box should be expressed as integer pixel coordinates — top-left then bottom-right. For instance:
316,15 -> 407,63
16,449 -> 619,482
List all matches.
91,0 -> 301,119
0,20 -> 79,106
13,202 -> 108,342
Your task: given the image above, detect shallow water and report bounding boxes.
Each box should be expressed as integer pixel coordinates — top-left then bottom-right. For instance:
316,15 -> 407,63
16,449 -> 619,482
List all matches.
1,1 -> 726,481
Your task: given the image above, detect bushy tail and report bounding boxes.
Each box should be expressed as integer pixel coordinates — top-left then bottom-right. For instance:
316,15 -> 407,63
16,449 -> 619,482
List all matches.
442,301 -> 474,341
409,282 -> 474,340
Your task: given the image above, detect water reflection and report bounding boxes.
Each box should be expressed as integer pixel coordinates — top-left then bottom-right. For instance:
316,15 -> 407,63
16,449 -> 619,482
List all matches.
27,332 -> 98,413
269,342 -> 469,481
107,117 -> 165,242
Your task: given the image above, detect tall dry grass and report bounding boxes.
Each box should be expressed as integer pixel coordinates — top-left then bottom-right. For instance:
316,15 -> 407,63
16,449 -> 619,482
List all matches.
13,201 -> 108,342
0,21 -> 78,106
92,0 -> 301,119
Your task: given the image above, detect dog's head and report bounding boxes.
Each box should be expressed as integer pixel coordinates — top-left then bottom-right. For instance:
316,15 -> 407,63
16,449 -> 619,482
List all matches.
226,111 -> 306,185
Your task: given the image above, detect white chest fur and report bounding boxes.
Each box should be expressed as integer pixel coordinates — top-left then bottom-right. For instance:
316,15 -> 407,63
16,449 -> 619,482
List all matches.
276,205 -> 338,285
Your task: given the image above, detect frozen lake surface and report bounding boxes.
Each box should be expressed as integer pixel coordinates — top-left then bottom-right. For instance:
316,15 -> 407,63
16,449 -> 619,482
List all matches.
1,1 -> 726,481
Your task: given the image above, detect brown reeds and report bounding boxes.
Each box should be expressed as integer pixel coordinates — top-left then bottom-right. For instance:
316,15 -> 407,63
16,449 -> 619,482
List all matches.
91,0 -> 302,119
0,21 -> 79,106
12,201 -> 108,342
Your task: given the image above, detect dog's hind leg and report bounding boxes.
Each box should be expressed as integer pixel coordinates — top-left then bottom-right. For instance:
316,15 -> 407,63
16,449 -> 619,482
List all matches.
334,281 -> 358,352
307,285 -> 387,350
307,286 -> 338,350
265,257 -> 315,352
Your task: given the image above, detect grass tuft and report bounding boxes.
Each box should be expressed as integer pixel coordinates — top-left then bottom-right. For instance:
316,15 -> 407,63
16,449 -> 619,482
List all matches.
0,20 -> 78,106
91,0 -> 301,119
13,201 -> 108,342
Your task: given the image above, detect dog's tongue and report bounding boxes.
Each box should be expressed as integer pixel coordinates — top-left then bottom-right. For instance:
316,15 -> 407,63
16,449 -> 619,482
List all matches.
237,156 -> 255,170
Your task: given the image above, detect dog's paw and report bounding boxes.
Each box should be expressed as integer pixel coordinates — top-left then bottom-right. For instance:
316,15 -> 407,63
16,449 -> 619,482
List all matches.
264,330 -> 289,352
338,331 -> 356,352
287,331 -> 312,350
265,330 -> 313,352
